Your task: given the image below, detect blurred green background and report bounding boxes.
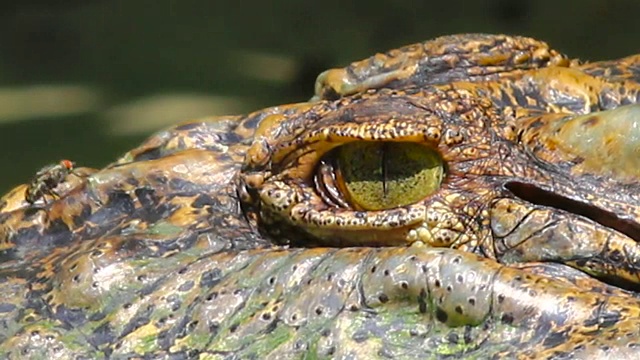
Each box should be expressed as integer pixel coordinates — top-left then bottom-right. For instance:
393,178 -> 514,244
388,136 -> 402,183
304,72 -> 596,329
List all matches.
0,0 -> 637,194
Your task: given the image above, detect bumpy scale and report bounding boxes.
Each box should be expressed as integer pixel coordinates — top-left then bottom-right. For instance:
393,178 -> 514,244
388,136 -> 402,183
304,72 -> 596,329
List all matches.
0,34 -> 639,359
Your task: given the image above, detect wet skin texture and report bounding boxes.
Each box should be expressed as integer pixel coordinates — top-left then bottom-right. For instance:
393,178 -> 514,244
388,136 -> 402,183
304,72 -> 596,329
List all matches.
1,34 -> 640,359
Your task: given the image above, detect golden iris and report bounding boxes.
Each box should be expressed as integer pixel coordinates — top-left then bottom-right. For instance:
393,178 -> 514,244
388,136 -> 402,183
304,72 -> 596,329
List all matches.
336,142 -> 444,210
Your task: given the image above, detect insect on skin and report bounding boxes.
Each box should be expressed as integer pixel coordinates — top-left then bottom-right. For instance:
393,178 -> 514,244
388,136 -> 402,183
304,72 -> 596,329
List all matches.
25,159 -> 78,205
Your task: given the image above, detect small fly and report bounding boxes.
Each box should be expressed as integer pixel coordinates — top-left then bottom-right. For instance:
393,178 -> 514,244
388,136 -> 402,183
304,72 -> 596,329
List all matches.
25,159 -> 77,205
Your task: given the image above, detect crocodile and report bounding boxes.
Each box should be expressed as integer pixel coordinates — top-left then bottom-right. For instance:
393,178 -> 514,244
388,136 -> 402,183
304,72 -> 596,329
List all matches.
0,33 -> 639,359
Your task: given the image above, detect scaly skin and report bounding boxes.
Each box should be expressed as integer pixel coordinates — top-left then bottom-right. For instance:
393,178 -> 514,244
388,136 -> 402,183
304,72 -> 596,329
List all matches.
0,34 -> 640,359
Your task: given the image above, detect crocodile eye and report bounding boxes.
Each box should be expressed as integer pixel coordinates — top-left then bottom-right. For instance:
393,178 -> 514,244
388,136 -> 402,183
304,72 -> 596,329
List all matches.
318,142 -> 444,210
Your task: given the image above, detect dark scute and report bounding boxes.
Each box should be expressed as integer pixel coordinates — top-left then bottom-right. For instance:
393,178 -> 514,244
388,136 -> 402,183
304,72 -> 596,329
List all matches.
177,280 -> 195,292
135,187 -> 160,209
54,305 -> 87,327
0,303 -> 16,313
200,268 -> 223,288
352,330 -> 369,343
193,193 -> 216,208
120,305 -> 155,338
133,147 -> 165,162
88,311 -> 107,322
174,122 -> 202,131
542,329 -> 570,348
73,204 -> 93,227
87,322 -> 116,347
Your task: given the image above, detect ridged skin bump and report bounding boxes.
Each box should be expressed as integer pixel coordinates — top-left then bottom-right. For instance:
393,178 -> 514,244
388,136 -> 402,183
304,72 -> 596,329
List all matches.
1,34 -> 640,359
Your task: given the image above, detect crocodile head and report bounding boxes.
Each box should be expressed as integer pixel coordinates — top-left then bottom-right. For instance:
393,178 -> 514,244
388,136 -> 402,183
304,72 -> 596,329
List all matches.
0,34 -> 639,359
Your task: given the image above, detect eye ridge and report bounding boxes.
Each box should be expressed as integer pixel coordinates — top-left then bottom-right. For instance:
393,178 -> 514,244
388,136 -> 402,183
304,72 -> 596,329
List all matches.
314,141 -> 445,211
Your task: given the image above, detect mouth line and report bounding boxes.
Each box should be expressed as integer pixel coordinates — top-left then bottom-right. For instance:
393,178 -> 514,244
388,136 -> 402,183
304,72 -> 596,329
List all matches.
504,181 -> 640,243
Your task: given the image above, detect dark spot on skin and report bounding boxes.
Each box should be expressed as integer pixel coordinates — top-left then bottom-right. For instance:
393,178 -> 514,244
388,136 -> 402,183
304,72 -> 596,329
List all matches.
133,148 -> 164,162
74,204 -> 93,227
229,323 -> 239,333
456,274 -> 464,283
0,303 -> 16,313
583,308 -> 621,328
87,322 -> 115,347
378,347 -> 394,358
96,190 -> 136,223
177,280 -> 194,292
48,218 -> 71,239
383,269 -> 390,276
498,294 -> 505,303
294,340 -> 307,351
542,329 -> 570,348
89,312 -> 106,322
168,177 -> 201,194
174,122 -> 202,131
464,325 -> 473,344
352,330 -> 369,343
448,332 -> 459,344
581,116 -> 600,127
186,320 -> 199,333
268,276 -> 276,285
135,187 -> 159,210
400,281 -> 408,289
501,313 -> 514,325
54,305 -> 86,326
371,266 -> 377,273
455,306 -> 463,314
434,279 -> 441,288
240,115 -> 262,132
436,308 -> 448,323
193,194 -> 216,208
200,268 -> 223,288
379,294 -> 389,303
468,298 -> 476,306
261,313 -> 271,321
315,307 -> 324,315
326,272 -> 334,281
572,156 -> 585,165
